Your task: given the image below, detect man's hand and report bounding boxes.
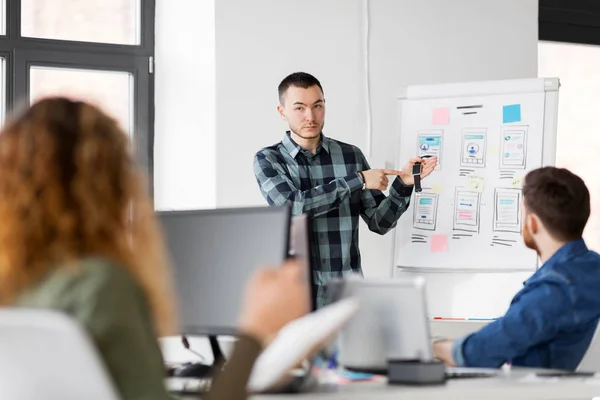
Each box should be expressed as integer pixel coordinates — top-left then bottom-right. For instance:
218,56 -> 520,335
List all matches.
399,156 -> 438,186
433,339 -> 457,366
361,169 -> 406,191
237,259 -> 310,345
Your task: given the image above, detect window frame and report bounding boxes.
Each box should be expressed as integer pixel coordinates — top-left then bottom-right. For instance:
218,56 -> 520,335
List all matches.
0,0 -> 155,191
537,40 -> 600,251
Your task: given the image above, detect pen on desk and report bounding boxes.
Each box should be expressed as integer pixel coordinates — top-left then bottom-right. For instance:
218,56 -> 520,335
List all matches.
433,317 -> 466,320
467,318 -> 497,321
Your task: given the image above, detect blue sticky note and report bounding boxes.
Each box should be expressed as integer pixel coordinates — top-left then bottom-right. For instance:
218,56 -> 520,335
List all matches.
503,104 -> 521,123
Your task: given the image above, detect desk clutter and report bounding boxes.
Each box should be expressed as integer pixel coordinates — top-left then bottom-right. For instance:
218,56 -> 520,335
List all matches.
154,205 -> 600,400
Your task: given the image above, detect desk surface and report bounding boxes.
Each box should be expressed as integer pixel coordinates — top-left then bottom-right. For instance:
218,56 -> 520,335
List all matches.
249,368 -> 600,400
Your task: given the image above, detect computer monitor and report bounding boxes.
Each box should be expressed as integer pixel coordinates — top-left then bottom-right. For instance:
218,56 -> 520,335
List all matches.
157,206 -> 291,336
289,214 -> 316,311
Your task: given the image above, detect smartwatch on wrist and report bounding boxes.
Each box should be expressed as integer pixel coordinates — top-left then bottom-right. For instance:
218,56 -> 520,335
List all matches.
412,162 -> 422,193
358,171 -> 366,190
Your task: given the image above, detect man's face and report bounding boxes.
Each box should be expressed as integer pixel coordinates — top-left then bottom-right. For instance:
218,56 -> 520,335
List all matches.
522,203 -> 539,255
278,85 -> 325,140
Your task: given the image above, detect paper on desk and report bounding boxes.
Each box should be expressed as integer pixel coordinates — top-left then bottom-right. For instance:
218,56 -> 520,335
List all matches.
519,373 -> 560,383
584,374 -> 600,385
247,297 -> 360,392
317,368 -> 384,384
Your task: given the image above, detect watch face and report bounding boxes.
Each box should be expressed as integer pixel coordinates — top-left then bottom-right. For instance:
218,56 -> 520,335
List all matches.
412,163 -> 421,175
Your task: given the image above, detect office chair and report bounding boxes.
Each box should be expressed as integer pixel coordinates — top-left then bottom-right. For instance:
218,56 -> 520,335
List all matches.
0,308 -> 119,400
577,321 -> 600,373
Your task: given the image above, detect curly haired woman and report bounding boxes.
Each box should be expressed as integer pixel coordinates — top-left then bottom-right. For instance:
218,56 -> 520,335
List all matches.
0,97 -> 308,400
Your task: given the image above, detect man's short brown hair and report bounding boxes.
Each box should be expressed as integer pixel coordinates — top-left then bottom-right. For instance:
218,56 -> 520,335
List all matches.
523,167 -> 590,241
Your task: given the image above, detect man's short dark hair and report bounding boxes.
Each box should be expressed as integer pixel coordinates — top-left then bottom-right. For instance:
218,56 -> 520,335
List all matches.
278,72 -> 324,105
523,167 -> 590,241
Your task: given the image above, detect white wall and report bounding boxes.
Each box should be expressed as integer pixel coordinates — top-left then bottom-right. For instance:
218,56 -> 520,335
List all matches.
154,0 -> 216,211
155,0 -> 218,360
156,0 -> 539,320
214,0 -> 368,207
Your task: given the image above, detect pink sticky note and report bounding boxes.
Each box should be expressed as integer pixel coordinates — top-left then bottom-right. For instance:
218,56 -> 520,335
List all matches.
432,107 -> 450,125
430,234 -> 448,253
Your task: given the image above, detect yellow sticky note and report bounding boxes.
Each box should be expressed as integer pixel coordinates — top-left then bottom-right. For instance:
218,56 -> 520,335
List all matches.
431,184 -> 443,194
466,175 -> 485,193
489,144 -> 500,156
512,177 -> 523,188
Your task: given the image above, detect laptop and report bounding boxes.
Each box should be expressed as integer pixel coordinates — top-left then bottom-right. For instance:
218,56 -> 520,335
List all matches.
328,277 -> 498,379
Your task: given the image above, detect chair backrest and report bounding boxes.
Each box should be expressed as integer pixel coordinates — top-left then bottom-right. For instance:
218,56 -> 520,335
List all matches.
577,321 -> 600,373
0,308 -> 120,400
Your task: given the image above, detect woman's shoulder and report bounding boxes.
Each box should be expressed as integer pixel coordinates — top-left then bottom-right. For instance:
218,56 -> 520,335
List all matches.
77,257 -> 139,288
17,257 -> 142,308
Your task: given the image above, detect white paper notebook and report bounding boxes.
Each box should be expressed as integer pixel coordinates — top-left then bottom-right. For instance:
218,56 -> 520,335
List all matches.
247,297 -> 360,392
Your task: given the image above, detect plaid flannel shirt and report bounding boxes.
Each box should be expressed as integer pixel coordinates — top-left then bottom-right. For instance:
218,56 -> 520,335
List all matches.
254,132 -> 413,307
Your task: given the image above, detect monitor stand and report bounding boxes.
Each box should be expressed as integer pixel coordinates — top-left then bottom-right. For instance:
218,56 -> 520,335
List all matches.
208,334 -> 225,368
174,335 -> 225,379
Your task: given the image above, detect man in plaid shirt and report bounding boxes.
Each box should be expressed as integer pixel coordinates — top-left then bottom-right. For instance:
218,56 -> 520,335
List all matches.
254,72 -> 437,308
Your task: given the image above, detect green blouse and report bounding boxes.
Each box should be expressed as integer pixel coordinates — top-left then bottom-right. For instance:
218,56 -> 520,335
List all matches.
16,257 -> 261,400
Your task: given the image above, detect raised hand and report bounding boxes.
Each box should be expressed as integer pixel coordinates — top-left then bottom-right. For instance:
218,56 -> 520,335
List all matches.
237,259 -> 310,344
398,156 -> 438,186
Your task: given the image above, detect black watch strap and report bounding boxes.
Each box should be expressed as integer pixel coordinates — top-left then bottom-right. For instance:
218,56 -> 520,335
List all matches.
414,174 -> 422,193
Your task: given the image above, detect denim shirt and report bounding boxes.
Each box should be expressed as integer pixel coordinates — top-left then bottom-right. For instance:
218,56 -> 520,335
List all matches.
452,239 -> 600,370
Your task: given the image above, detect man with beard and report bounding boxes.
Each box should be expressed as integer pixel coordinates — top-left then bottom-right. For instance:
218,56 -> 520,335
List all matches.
253,72 -> 437,308
433,167 -> 600,370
